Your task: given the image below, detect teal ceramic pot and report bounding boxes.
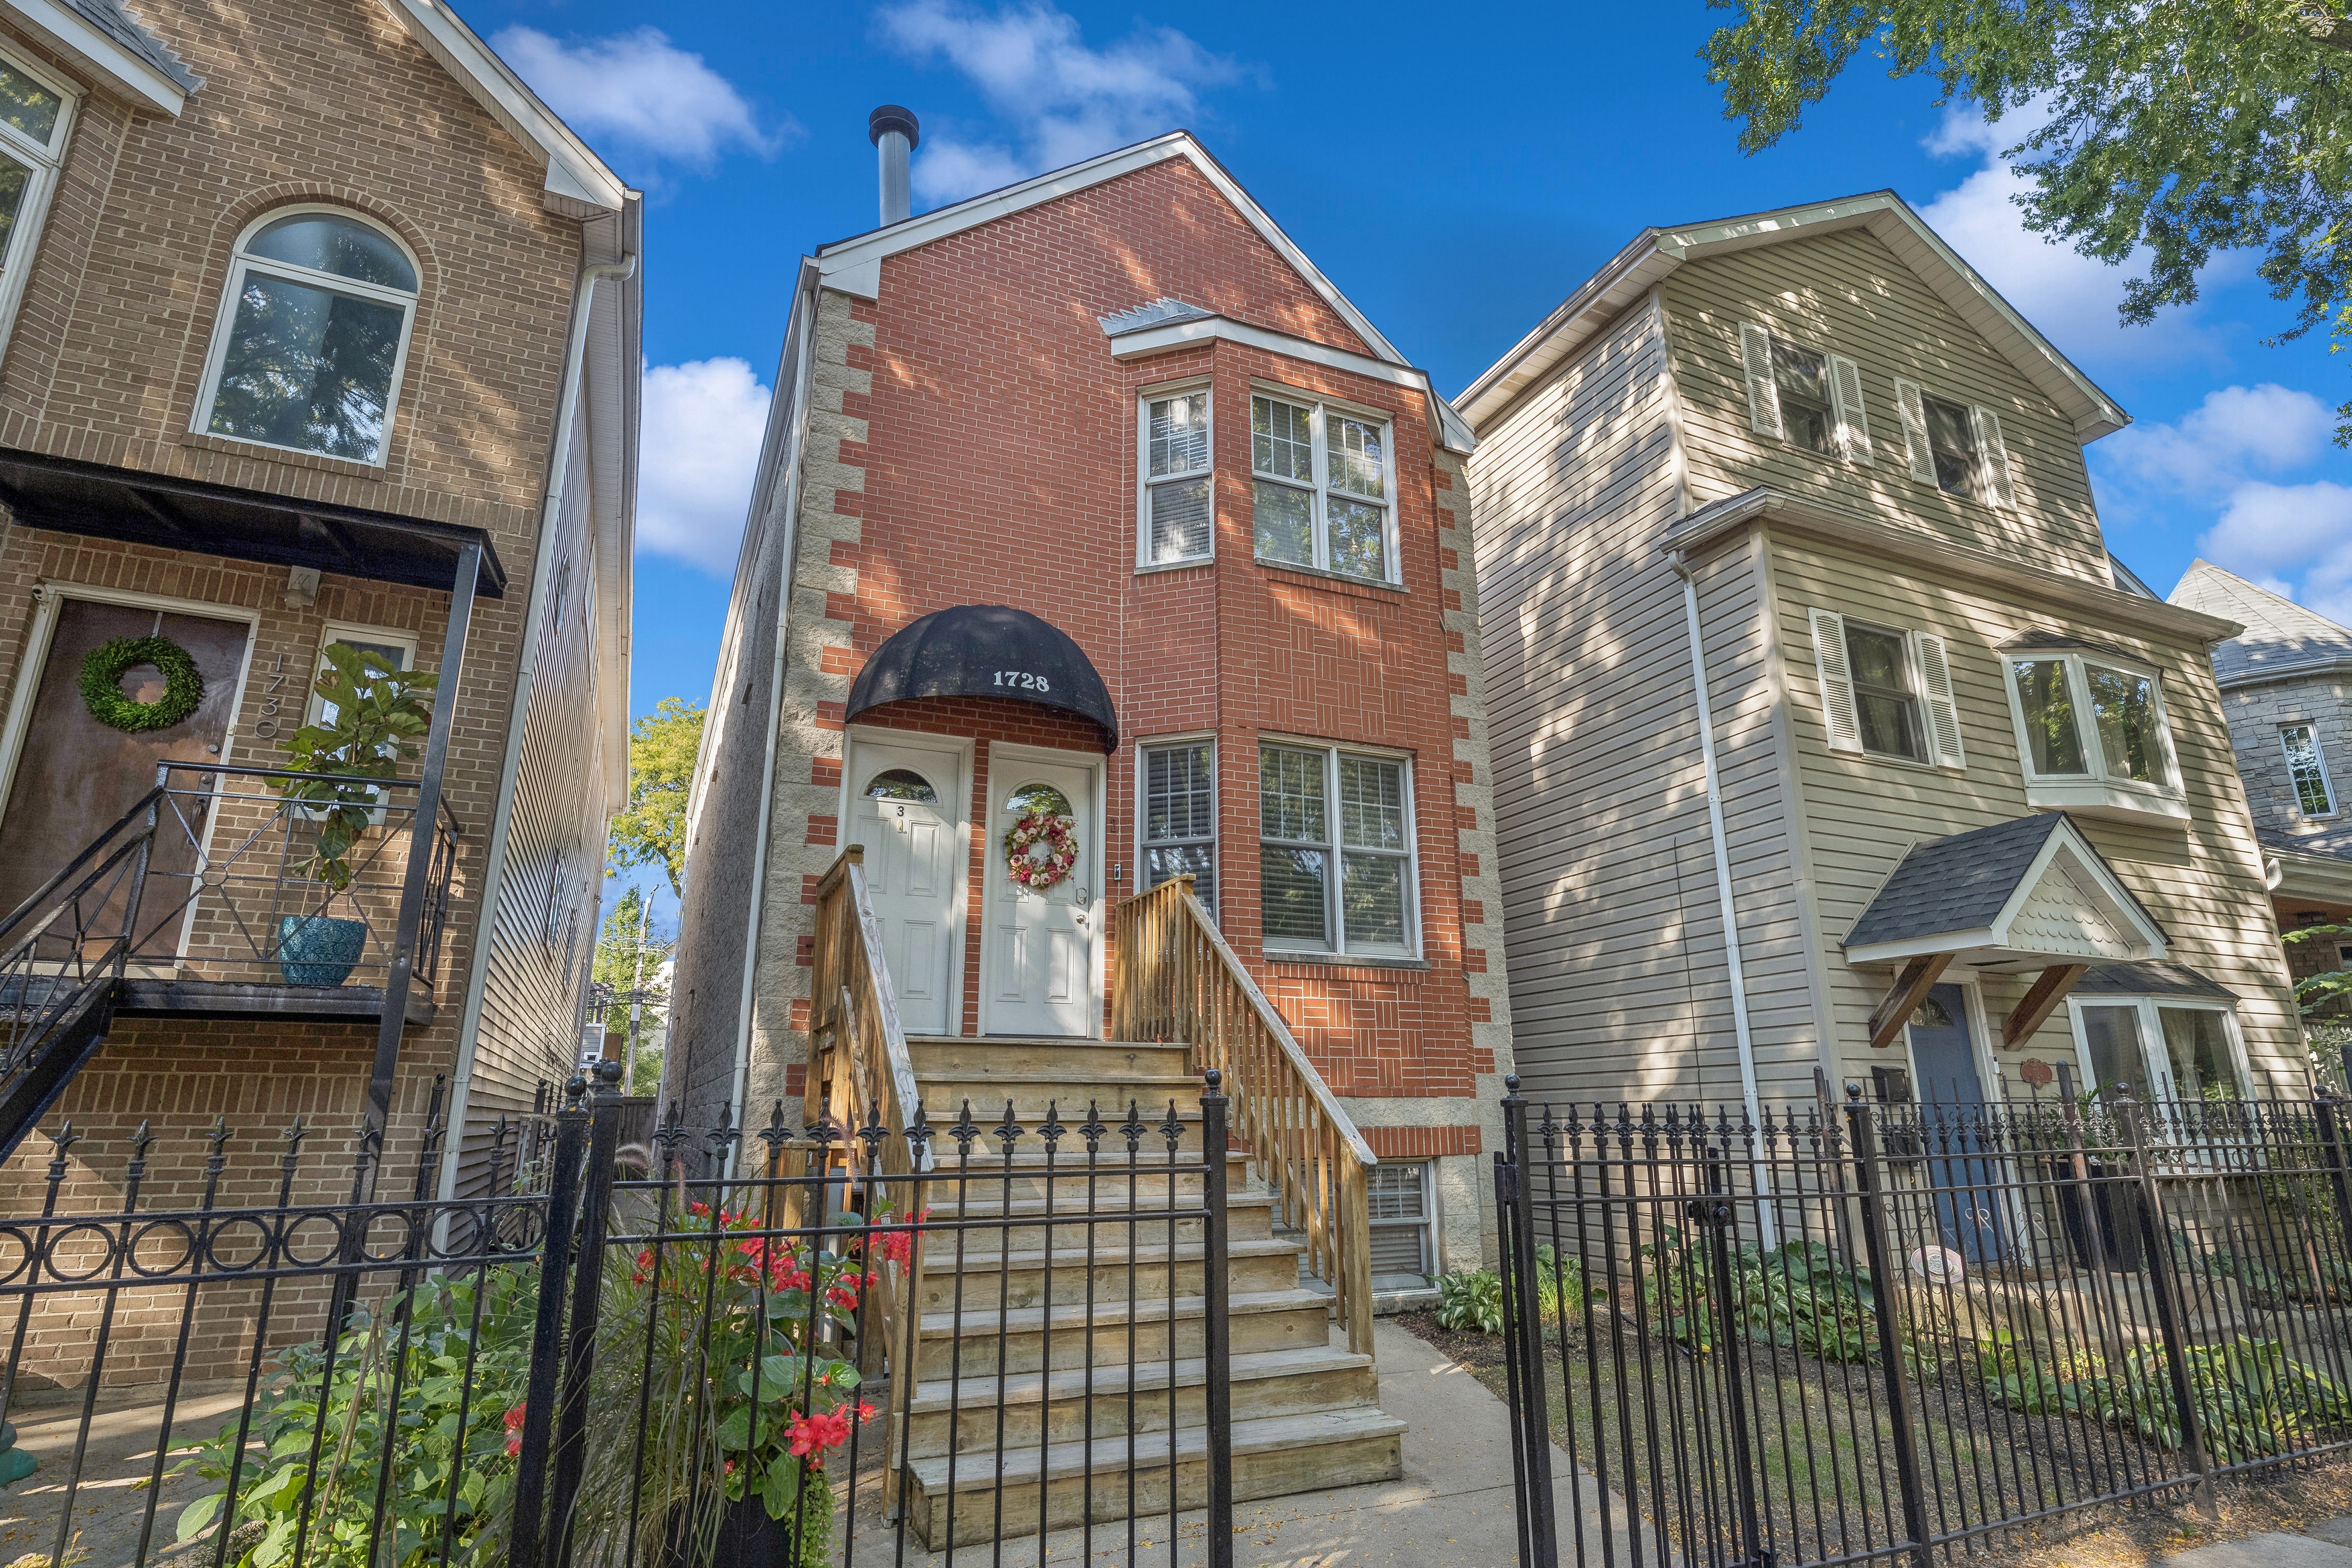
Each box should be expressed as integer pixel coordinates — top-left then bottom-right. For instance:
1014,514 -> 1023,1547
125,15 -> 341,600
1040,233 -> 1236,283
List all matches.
276,914 -> 366,987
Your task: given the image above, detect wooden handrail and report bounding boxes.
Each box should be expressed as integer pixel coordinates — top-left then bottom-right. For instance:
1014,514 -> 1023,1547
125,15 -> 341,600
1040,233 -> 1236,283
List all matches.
1111,875 -> 1380,1356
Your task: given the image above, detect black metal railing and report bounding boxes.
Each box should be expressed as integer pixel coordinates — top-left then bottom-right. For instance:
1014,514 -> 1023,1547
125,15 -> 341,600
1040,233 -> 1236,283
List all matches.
1494,1076 -> 2352,1568
0,1066 -> 1239,1567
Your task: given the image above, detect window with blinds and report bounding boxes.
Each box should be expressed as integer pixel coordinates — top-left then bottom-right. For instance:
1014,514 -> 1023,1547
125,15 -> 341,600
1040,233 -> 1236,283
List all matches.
1368,1160 -> 1432,1280
1142,740 -> 1216,909
1140,389 -> 1212,566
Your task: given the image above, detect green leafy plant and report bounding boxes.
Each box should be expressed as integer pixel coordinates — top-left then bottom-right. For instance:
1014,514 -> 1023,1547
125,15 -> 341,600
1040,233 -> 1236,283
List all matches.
2286,923 -> 2352,1019
1640,1228 -> 1879,1363
275,643 -> 438,890
1532,1243 -> 1596,1320
1436,1269 -> 1505,1335
171,1267 -> 536,1568
78,634 -> 202,733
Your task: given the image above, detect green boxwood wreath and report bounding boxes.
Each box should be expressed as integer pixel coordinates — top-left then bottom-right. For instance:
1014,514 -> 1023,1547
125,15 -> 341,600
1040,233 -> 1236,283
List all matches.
79,635 -> 203,733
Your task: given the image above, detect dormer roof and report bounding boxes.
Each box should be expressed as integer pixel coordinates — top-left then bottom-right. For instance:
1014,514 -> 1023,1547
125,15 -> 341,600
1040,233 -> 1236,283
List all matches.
2169,560 -> 2352,688
1457,191 -> 2128,443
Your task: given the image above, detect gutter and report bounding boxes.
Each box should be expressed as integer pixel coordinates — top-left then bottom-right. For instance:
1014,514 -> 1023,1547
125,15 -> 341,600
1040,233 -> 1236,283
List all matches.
436,242 -> 639,1203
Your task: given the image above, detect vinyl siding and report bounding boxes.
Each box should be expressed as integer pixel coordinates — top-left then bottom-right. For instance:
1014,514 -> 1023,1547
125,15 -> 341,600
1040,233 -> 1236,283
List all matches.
1471,294 -> 1773,1109
1660,229 -> 2112,586
1767,532 -> 2303,1090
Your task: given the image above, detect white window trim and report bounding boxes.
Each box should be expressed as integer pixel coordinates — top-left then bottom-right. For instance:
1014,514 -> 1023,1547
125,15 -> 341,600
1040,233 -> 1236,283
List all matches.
304,621 -> 420,727
1135,380 -> 1213,569
1893,377 -> 2019,510
1806,607 -> 1965,770
2066,995 -> 2252,1103
2281,722 -> 2340,820
1249,385 -> 1401,587
1367,1157 -> 1436,1280
1135,732 -> 1217,912
191,205 -> 423,469
2001,647 -> 2188,823
0,43 -> 79,374
1257,739 -> 1420,959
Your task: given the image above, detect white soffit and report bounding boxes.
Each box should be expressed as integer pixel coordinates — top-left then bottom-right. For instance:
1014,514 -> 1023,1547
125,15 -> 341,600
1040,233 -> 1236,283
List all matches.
1,0 -> 184,113
379,0 -> 628,218
1457,191 -> 2128,444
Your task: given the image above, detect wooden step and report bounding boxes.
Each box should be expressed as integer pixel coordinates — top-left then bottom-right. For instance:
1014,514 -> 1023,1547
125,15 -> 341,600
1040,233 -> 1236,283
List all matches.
915,1235 -> 1303,1312
899,1406 -> 1407,1549
898,1344 -> 1377,1461
907,1037 -> 1195,1079
912,1072 -> 1205,1125
907,1148 -> 1249,1206
917,1187 -> 1277,1246
915,1287 -> 1331,1379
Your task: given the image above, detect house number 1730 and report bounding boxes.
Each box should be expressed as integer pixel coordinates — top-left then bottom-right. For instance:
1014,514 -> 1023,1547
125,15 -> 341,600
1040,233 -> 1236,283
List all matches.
993,670 -> 1050,692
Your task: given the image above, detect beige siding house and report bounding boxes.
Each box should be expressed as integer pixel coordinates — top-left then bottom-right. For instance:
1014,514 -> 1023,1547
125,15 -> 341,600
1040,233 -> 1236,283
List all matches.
1461,193 -> 2300,1121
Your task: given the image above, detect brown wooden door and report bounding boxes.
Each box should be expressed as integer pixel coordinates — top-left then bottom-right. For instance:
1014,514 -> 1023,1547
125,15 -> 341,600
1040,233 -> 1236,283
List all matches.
0,598 -> 251,954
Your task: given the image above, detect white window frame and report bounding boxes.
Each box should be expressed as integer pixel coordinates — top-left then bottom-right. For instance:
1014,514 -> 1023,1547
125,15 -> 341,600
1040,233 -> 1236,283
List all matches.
1136,381 -> 1213,568
1737,323 -> 1871,464
1136,733 -> 1217,914
1367,1157 -> 1436,1281
1249,385 -> 1401,587
1257,737 -> 1419,959
2001,648 -> 2188,823
1806,608 -> 1966,769
0,43 -> 79,372
304,621 -> 420,728
1893,378 -> 2018,509
2281,722 -> 2339,820
192,205 -> 422,468
2067,995 -> 2251,1104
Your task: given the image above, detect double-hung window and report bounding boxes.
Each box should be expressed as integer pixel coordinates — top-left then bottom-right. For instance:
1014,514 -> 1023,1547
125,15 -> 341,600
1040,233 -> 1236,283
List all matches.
1806,609 -> 1965,768
0,46 -> 75,365
1893,378 -> 2018,509
2282,724 -> 2338,818
1138,387 -> 1211,566
1141,739 -> 1216,910
1259,742 -> 1416,957
1251,392 -> 1397,585
2003,644 -> 2186,820
1368,1160 -> 1435,1282
1737,324 -> 1871,462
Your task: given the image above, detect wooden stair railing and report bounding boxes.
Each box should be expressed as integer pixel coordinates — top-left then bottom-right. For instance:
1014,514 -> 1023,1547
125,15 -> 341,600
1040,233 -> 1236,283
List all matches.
1111,874 -> 1379,1355
803,846 -> 932,1497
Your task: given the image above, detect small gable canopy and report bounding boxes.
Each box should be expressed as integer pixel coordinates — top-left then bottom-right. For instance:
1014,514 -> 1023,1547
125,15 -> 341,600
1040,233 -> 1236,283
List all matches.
846,605 -> 1118,752
1843,812 -> 2165,968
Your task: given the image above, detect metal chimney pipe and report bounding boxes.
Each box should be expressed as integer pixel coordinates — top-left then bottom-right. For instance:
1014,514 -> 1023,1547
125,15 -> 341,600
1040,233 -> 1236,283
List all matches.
869,104 -> 919,226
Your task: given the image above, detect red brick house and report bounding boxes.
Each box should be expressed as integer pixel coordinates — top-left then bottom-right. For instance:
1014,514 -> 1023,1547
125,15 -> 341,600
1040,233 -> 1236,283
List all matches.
670,116 -> 1517,1293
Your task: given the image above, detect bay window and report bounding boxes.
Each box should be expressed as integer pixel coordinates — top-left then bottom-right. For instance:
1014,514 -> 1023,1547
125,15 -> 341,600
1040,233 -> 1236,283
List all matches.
2003,645 -> 2185,821
1138,387 -> 1211,566
1251,392 -> 1397,585
0,44 -> 75,366
1258,741 -> 1417,957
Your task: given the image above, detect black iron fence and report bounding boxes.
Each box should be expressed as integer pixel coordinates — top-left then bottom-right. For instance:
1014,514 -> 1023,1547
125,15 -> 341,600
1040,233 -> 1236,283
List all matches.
1494,1076 -> 2352,1568
0,1065 -> 1239,1567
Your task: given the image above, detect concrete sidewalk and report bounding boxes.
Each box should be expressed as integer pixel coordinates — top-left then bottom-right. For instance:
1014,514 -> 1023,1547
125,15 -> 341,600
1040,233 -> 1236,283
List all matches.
2140,1521 -> 2352,1568
848,1316 -> 1631,1566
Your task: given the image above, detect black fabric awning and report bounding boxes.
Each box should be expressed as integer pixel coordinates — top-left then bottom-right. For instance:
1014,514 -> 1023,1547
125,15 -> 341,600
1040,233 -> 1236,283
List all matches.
846,605 -> 1117,751
0,446 -> 506,597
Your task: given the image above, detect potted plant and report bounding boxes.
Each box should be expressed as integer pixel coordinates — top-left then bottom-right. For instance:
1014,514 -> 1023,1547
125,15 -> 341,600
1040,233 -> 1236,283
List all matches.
271,643 -> 438,987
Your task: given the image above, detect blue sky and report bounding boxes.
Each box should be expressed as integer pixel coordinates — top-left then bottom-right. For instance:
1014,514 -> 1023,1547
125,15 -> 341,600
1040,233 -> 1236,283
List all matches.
466,0 -> 2352,910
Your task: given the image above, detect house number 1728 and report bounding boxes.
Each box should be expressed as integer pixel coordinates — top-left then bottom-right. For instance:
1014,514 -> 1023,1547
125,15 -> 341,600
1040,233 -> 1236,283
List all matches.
993,670 -> 1050,692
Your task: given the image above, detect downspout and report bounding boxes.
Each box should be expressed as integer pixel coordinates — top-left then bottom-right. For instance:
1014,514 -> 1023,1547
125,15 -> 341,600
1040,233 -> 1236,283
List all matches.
437,245 -> 639,1203
1668,545 -> 1772,1237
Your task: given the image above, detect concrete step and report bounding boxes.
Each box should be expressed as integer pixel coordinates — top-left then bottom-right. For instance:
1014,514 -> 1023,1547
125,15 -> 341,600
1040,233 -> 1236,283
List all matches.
915,1235 -> 1303,1312
907,1037 -> 1195,1080
898,1343 -> 1378,1461
899,1405 -> 1407,1549
915,1287 -> 1331,1379
913,1073 -> 1205,1127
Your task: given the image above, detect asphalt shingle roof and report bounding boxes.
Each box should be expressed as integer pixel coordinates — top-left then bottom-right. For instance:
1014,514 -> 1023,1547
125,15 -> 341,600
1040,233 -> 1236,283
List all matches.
2262,824 -> 2352,863
2170,560 -> 2352,684
1845,814 -> 2067,950
2074,961 -> 2236,1000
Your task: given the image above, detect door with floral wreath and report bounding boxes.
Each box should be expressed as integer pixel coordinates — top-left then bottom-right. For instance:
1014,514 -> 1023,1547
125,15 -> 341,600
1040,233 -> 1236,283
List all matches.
984,755 -> 1095,1037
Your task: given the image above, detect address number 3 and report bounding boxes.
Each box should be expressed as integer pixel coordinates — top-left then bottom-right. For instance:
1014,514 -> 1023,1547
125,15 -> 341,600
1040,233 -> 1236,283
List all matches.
992,670 -> 1051,692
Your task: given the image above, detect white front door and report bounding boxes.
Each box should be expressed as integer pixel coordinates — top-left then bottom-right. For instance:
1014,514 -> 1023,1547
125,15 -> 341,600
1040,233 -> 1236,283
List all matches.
985,753 -> 1098,1038
845,738 -> 963,1036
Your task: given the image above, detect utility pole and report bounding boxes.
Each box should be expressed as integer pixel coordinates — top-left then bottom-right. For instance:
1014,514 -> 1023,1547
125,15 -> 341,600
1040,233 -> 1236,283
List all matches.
623,889 -> 652,1093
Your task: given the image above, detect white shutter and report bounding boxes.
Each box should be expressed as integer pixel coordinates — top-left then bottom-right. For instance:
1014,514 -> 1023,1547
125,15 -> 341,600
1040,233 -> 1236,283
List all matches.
1894,378 -> 1935,482
1914,631 -> 1966,769
1739,322 -> 1783,439
1972,406 -> 2018,509
1808,608 -> 1863,753
1828,354 -> 1872,465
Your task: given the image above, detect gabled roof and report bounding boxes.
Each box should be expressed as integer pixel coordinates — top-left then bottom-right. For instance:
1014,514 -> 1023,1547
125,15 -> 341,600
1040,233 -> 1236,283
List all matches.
2169,559 -> 2352,687
1843,812 -> 2166,966
4,0 -> 195,111
812,131 -> 1472,452
379,0 -> 628,218
1457,191 -> 2129,443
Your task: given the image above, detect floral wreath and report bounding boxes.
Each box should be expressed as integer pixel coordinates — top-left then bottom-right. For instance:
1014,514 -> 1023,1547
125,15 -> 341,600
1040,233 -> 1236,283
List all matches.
79,635 -> 203,734
1004,810 -> 1078,891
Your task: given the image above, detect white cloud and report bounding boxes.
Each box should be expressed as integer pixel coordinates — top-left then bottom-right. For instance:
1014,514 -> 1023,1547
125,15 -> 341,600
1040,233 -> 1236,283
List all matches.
2099,384 -> 2334,497
2199,481 -> 2352,624
874,0 -> 1242,205
492,26 -> 787,167
638,359 -> 771,574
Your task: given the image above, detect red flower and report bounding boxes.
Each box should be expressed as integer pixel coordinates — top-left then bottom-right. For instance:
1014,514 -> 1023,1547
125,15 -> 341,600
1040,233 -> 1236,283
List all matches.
503,1404 -> 527,1457
787,1410 -> 853,1466
857,1401 -> 878,1423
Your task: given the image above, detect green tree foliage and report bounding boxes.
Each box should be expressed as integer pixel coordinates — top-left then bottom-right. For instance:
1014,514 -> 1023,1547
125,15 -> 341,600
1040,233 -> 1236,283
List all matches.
1701,0 -> 2352,431
596,887 -> 675,1095
609,697 -> 704,898
2286,922 -> 2352,1016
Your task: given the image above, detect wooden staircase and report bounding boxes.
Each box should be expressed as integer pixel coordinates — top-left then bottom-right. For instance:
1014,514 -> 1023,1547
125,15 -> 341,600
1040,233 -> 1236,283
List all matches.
889,1035 -> 1405,1549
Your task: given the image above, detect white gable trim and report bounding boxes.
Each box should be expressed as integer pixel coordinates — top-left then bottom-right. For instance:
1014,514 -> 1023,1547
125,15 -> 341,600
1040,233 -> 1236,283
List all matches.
1,0 -> 184,113
379,0 -> 628,218
1458,191 -> 2128,444
1846,817 -> 2166,967
1108,313 -> 1474,455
